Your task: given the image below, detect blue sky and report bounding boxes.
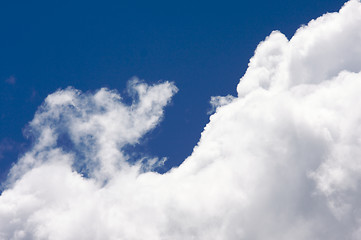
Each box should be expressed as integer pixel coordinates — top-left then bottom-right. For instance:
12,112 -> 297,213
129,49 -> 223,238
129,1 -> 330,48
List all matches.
0,0 -> 345,180
3,1 -> 361,239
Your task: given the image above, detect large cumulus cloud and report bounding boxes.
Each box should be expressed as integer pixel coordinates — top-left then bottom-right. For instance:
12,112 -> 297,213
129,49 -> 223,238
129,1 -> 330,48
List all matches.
2,1 -> 361,239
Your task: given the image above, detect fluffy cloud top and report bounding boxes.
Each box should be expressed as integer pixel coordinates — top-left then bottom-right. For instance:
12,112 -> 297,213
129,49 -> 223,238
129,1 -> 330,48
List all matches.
2,1 -> 361,239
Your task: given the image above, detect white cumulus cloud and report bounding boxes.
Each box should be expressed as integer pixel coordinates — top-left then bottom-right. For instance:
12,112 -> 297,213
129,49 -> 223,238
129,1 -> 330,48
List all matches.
2,1 -> 361,239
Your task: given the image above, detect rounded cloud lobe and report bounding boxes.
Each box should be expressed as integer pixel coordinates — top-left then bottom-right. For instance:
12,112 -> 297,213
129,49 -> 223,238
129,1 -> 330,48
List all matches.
2,1 -> 361,239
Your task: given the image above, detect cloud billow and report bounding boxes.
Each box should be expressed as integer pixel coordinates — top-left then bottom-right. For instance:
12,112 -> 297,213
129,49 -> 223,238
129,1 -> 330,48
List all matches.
2,1 -> 361,239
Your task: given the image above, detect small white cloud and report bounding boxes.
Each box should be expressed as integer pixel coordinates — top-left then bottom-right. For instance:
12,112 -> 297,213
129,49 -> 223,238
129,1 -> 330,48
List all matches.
2,1 -> 361,239
208,94 -> 235,114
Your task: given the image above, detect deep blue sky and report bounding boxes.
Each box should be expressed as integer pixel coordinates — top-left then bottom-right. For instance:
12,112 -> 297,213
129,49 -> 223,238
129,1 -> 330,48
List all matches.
0,0 -> 345,180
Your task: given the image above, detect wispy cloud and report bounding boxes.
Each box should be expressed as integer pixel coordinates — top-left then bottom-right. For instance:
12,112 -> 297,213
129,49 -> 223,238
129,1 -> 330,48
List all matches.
0,139 -> 14,160
4,76 -> 16,85
1,1 -> 361,239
